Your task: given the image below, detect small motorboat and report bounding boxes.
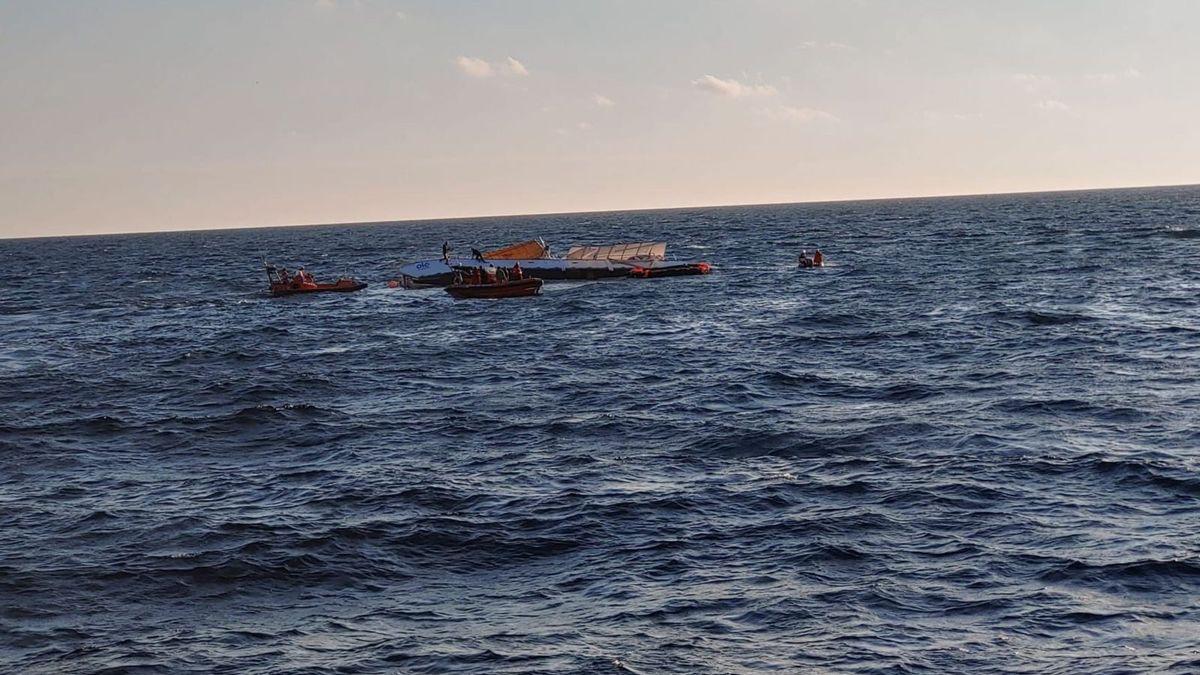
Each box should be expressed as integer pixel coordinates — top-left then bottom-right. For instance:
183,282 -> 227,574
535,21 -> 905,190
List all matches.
628,262 -> 712,278
266,263 -> 367,297
271,278 -> 367,296
445,277 -> 543,299
797,249 -> 825,269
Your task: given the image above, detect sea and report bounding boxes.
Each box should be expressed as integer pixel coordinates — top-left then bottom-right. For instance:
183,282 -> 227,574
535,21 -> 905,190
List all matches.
2,185 -> 1199,674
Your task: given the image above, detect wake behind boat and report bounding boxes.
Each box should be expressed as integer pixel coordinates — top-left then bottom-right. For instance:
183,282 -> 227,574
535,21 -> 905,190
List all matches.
397,239 -> 711,288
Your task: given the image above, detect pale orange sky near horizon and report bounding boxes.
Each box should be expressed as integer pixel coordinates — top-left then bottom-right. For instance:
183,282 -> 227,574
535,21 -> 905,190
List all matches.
2,0 -> 1199,238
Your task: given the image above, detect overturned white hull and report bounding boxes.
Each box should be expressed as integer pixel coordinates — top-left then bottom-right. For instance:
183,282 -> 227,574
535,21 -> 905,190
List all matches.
398,256 -> 709,288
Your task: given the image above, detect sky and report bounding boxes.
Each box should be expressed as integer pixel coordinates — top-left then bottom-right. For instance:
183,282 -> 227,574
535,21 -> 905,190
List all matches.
2,0 -> 1199,238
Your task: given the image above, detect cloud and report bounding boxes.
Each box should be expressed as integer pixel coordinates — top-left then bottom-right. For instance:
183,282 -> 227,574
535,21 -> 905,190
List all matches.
1035,99 -> 1070,111
592,94 -> 615,108
692,74 -> 777,98
798,41 -> 855,51
394,10 -> 407,20
503,57 -> 529,77
314,0 -> 337,8
455,56 -> 493,78
454,56 -> 529,78
1086,67 -> 1142,84
576,122 -> 593,131
1012,73 -> 1053,92
762,106 -> 839,124
923,110 -> 982,122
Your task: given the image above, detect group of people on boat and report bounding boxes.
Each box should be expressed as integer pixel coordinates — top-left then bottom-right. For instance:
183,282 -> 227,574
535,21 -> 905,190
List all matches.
452,261 -> 525,286
275,266 -> 317,289
798,249 -> 824,268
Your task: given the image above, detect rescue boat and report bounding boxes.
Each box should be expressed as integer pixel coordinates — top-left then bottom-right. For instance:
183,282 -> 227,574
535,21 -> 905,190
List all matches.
629,262 -> 712,278
265,264 -> 367,296
445,277 -> 543,299
270,278 -> 367,296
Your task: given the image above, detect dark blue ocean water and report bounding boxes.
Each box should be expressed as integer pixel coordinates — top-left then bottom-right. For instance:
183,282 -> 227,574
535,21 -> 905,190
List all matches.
2,186 -> 1200,673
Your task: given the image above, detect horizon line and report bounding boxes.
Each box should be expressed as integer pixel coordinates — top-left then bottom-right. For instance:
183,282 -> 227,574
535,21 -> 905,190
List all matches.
4,180 -> 1197,242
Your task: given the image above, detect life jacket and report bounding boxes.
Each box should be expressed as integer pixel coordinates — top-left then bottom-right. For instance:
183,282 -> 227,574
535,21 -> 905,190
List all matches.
813,251 -> 823,266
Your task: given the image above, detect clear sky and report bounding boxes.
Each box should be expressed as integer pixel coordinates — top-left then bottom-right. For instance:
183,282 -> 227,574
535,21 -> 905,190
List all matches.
2,0 -> 1199,238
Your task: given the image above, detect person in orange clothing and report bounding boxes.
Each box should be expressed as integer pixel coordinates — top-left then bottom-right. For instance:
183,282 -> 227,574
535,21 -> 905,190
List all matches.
512,261 -> 524,280
813,249 -> 824,267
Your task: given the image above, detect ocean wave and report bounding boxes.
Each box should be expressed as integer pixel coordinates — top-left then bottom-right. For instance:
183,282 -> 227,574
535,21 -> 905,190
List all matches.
4,186 -> 1200,673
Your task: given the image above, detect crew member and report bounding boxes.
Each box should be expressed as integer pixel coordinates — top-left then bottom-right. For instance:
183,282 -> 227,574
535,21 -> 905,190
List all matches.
512,261 -> 523,280
442,241 -> 451,263
813,249 -> 824,267
471,248 -> 485,262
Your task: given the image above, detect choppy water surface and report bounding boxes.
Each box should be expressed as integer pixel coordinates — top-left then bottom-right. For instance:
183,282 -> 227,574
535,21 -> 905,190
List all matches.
2,186 -> 1200,673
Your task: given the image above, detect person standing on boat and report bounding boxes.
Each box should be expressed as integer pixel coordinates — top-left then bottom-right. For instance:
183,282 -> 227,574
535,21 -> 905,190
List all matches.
813,249 -> 824,267
512,261 -> 524,280
442,241 -> 451,263
471,248 -> 485,262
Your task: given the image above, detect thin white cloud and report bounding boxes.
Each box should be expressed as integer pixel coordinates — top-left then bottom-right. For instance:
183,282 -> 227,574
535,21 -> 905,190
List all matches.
1035,99 -> 1070,111
1012,73 -> 1053,92
455,56 -> 493,78
762,106 -> 839,124
1086,67 -> 1142,84
692,74 -> 777,98
455,56 -> 529,79
394,10 -> 407,21
798,41 -> 856,51
314,0 -> 337,8
503,57 -> 529,77
923,110 -> 982,122
593,94 -> 615,108
576,122 -> 593,131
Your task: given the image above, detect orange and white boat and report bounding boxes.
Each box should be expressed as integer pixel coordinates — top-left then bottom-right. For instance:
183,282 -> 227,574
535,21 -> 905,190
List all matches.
265,264 -> 367,297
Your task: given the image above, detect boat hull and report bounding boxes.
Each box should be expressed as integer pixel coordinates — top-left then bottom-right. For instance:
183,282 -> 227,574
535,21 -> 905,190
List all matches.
445,278 -> 543,299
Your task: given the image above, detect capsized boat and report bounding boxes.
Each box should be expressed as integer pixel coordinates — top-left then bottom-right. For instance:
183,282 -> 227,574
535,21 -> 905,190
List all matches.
445,277 -> 543,299
266,264 -> 367,297
398,239 -> 711,287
